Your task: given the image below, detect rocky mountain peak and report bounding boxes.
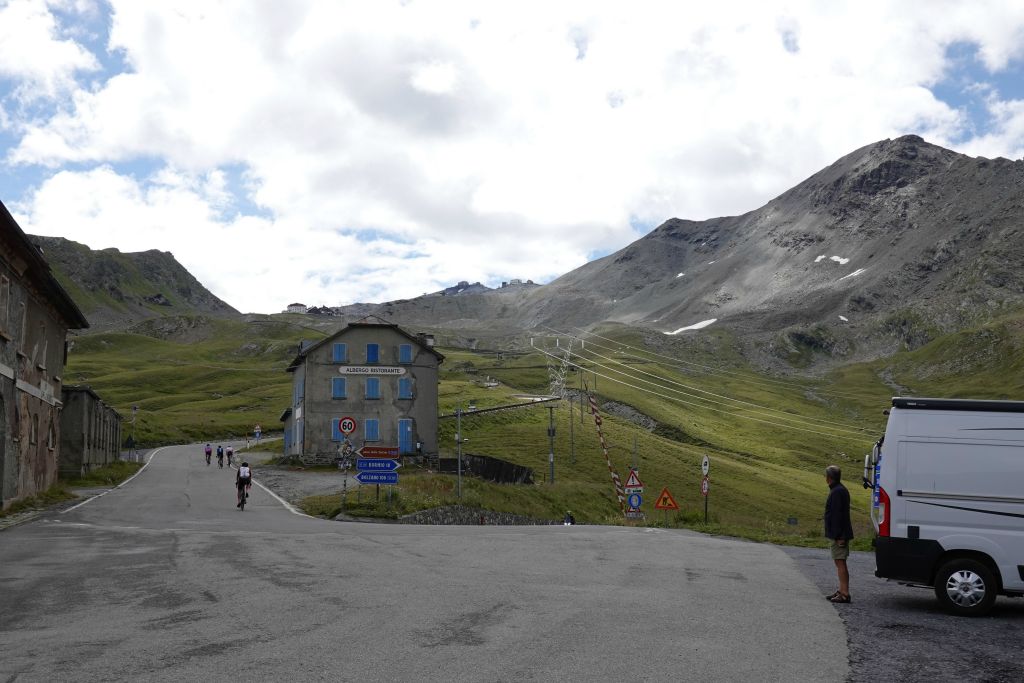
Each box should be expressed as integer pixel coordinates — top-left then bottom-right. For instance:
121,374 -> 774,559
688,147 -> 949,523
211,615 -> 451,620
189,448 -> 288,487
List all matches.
29,235 -> 239,331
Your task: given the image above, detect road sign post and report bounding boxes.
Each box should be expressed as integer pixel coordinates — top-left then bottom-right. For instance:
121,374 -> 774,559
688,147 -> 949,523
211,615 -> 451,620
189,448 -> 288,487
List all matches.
654,487 -> 679,525
701,476 -> 710,523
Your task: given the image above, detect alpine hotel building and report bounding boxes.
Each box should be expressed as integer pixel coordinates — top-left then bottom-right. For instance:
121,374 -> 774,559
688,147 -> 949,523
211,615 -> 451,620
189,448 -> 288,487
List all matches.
282,321 -> 443,461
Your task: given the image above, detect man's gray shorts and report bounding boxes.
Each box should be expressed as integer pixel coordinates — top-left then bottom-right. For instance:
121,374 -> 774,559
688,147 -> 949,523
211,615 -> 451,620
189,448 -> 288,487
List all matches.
830,540 -> 850,561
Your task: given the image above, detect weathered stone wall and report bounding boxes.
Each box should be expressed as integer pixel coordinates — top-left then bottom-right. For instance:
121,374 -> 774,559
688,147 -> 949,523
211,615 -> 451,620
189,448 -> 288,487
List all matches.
401,505 -> 556,526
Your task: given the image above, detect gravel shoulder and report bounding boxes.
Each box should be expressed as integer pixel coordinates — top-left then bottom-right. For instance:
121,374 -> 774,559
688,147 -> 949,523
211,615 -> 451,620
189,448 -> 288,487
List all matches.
251,463 -> 359,505
783,546 -> 1024,683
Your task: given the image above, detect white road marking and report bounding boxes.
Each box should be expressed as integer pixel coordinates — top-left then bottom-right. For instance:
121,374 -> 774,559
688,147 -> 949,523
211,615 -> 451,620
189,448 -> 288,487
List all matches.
61,447 -> 167,513
229,462 -> 316,519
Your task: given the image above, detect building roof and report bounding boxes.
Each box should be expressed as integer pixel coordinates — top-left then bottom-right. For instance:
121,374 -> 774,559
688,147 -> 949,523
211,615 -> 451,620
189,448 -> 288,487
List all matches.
0,200 -> 89,330
61,385 -> 123,418
286,320 -> 445,372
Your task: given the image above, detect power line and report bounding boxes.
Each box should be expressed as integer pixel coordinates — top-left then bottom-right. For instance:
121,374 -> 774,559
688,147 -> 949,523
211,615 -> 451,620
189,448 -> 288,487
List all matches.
530,341 -> 872,440
564,342 -> 872,433
553,325 -> 883,401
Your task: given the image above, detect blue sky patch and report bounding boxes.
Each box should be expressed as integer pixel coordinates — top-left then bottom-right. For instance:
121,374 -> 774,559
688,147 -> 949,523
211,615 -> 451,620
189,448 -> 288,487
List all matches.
931,41 -> 1024,140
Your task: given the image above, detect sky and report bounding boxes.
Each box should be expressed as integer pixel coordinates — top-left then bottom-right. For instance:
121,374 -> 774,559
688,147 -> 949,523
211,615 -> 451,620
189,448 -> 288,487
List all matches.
2,1 -> 1024,314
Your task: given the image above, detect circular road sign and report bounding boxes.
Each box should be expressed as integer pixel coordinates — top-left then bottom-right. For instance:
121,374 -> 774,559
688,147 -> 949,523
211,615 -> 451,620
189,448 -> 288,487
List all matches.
627,492 -> 643,509
339,416 -> 357,435
700,475 -> 710,497
701,454 -> 710,476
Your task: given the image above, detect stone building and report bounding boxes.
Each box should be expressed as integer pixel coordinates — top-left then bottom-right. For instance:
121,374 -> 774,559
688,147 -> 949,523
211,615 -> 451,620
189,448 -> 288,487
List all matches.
286,303 -> 308,314
0,200 -> 89,510
59,386 -> 122,479
282,320 -> 443,462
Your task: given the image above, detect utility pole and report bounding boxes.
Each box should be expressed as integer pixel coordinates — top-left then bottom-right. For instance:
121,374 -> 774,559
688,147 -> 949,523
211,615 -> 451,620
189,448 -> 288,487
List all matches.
456,407 -> 463,499
569,397 -> 575,465
131,405 -> 138,461
579,370 -> 584,424
547,406 -> 556,484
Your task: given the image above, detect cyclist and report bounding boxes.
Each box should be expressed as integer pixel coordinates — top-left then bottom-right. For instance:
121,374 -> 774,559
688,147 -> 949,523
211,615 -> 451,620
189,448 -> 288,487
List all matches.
236,461 -> 252,508
204,444 -> 212,465
226,445 -> 234,466
216,445 -> 224,468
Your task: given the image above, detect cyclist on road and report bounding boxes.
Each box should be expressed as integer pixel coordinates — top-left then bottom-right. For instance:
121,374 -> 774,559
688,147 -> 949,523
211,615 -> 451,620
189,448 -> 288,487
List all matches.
226,445 -> 234,466
216,445 -> 224,468
204,444 -> 212,465
236,461 -> 252,508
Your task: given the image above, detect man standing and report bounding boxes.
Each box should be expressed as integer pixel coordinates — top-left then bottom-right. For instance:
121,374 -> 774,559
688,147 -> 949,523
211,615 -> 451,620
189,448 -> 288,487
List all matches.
824,465 -> 854,603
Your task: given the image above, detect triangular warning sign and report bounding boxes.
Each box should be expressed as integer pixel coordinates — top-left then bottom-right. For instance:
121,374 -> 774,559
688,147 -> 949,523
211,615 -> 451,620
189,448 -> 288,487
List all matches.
623,469 -> 644,489
654,487 -> 680,511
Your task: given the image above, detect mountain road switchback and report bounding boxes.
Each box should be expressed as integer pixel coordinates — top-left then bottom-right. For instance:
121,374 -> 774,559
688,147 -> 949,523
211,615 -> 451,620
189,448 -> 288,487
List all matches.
4,443 -> 848,681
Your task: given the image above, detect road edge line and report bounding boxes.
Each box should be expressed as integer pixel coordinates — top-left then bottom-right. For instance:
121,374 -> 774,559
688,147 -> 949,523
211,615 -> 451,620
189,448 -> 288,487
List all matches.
250,477 -> 313,518
229,462 -> 314,519
61,447 -> 165,514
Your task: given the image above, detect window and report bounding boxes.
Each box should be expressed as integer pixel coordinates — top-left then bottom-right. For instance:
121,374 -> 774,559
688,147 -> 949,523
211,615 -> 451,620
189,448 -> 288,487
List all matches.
37,322 -> 47,369
0,275 -> 9,334
47,419 -> 56,450
399,344 -> 413,364
30,413 -> 38,444
398,377 -> 413,399
366,343 -> 379,364
331,417 -> 345,441
332,377 -> 346,399
365,419 -> 380,441
332,343 -> 347,363
365,377 -> 380,399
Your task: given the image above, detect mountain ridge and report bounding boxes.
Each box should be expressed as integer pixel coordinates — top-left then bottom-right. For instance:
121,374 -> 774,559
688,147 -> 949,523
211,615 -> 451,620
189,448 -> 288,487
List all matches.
29,235 -> 239,331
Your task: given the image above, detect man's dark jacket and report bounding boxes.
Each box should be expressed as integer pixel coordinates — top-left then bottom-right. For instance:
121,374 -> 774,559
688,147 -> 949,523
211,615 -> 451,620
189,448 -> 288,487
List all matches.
824,481 -> 854,541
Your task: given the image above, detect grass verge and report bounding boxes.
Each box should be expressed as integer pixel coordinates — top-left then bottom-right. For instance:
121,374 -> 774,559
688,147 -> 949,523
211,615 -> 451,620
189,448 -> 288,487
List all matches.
62,461 -> 143,488
0,484 -> 77,518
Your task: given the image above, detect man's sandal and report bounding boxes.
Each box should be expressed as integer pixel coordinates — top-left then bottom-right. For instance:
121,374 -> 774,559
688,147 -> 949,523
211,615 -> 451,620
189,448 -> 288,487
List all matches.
828,593 -> 852,604
825,590 -> 841,600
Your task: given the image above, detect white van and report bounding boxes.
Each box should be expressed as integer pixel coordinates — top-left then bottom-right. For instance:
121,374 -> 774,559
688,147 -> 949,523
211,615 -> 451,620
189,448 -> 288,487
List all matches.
864,397 -> 1024,616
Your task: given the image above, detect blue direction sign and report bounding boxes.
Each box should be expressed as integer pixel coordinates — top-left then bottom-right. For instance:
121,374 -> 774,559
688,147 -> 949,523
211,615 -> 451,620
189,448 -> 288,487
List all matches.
355,471 -> 399,485
357,458 -> 401,472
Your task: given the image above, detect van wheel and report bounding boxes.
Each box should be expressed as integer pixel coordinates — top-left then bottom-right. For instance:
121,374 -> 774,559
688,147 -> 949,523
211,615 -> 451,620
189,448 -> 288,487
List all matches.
934,559 -> 997,616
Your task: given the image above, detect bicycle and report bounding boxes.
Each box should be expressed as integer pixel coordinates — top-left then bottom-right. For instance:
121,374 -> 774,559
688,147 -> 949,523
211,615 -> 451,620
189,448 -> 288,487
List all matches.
217,453 -> 224,468
204,445 -> 212,465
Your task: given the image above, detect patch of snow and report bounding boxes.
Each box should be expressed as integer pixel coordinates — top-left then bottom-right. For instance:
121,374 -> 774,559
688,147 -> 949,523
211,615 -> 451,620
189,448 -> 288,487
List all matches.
829,256 -> 850,265
838,268 -> 866,281
815,255 -> 826,263
839,315 -> 849,322
665,319 -> 718,335
708,261 -> 715,265
676,272 -> 684,278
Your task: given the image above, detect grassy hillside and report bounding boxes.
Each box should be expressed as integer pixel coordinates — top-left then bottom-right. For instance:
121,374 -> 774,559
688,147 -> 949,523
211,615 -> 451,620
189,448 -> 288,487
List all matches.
65,311 -> 1024,546
65,316 -> 315,444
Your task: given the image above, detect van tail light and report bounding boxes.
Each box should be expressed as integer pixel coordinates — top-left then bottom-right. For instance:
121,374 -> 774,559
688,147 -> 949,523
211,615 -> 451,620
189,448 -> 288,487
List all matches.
877,486 -> 890,537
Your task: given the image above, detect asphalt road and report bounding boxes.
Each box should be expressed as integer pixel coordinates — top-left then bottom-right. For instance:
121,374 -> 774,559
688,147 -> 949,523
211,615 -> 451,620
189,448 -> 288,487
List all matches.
0,444 -> 846,682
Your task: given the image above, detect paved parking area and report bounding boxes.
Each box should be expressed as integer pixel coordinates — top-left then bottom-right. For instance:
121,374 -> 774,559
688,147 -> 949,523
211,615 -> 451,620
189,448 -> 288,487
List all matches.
784,546 -> 1024,682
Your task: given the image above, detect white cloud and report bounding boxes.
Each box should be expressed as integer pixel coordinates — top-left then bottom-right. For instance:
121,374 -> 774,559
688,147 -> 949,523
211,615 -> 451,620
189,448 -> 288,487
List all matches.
3,1 -> 1024,312
0,0 -> 98,99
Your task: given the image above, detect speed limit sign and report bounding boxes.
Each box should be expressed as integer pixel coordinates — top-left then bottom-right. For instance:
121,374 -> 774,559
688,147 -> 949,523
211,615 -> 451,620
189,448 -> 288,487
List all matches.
339,416 -> 357,435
